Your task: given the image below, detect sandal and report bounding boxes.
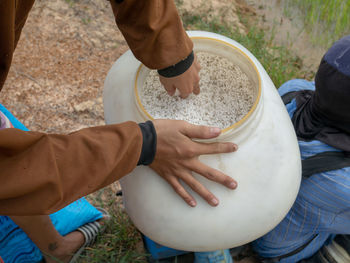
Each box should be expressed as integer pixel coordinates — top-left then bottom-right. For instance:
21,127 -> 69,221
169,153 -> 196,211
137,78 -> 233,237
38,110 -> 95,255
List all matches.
68,207 -> 111,263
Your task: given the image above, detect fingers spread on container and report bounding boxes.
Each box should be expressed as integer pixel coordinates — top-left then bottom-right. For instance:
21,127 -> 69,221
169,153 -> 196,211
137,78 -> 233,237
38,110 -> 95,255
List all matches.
197,142 -> 237,155
182,123 -> 221,139
182,172 -> 219,207
167,175 -> 197,207
217,142 -> 238,153
189,160 -> 237,190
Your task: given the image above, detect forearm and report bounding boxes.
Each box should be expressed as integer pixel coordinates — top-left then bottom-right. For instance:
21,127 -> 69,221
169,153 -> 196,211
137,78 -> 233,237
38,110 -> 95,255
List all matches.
109,0 -> 193,69
0,122 -> 142,215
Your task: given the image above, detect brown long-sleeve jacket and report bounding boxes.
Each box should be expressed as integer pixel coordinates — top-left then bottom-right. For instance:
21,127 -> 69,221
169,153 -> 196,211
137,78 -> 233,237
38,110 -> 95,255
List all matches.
0,0 -> 193,215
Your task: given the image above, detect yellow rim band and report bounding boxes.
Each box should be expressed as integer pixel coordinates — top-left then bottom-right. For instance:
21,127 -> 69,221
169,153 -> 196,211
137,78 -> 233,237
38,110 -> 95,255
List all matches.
134,36 -> 262,133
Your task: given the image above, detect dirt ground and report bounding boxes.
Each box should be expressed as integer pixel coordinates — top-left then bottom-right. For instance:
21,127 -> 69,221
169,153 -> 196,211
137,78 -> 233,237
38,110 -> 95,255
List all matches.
2,0 -> 127,133
0,0 -> 248,134
245,0 -> 326,71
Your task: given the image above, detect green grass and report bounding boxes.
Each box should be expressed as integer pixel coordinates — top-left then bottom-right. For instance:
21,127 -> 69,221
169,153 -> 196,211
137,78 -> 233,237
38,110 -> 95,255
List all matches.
78,211 -> 147,263
64,0 -> 75,8
78,188 -> 148,263
180,10 -> 313,88
283,0 -> 350,47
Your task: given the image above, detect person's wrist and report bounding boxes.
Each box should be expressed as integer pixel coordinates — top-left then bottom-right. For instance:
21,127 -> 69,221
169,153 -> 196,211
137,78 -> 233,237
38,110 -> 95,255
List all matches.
137,121 -> 157,165
157,51 -> 194,78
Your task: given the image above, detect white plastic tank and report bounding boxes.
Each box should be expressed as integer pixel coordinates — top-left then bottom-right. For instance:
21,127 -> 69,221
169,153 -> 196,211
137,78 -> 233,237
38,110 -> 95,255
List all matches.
103,31 -> 301,251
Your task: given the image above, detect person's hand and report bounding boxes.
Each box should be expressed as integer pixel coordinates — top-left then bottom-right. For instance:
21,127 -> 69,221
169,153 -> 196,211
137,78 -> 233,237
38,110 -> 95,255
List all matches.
158,55 -> 201,99
150,119 -> 238,207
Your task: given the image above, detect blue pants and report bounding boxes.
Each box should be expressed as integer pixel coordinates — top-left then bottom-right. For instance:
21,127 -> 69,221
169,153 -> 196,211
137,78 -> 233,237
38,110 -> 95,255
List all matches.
194,250 -> 233,263
252,140 -> 350,262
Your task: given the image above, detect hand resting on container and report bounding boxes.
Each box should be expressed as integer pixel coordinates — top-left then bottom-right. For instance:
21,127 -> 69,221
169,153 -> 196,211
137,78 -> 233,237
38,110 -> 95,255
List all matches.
150,119 -> 238,207
158,55 -> 201,99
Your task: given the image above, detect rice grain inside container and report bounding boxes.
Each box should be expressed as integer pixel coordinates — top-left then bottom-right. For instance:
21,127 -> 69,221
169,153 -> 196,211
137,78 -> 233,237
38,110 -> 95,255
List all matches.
103,31 -> 301,251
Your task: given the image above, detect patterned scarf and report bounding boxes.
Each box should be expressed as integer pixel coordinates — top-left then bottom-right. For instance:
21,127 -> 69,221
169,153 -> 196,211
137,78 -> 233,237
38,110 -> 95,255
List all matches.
0,110 -> 13,129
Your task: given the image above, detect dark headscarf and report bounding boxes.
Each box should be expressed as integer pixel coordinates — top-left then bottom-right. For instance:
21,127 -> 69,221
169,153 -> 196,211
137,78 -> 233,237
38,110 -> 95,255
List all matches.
291,35 -> 350,151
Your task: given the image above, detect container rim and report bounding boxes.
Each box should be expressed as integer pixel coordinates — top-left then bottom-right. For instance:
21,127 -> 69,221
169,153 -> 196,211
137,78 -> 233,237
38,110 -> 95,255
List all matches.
134,36 -> 262,134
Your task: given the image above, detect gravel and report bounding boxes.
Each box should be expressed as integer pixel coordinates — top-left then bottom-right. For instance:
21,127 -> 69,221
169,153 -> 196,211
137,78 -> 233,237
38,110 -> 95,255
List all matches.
140,52 -> 255,129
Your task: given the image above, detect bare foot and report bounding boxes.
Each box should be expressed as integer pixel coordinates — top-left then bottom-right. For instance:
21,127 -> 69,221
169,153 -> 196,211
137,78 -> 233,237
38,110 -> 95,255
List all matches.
44,230 -> 85,263
44,218 -> 106,263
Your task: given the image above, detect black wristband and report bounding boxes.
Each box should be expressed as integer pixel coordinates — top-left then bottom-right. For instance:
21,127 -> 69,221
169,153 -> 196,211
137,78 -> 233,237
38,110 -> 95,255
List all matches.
137,121 -> 157,166
114,0 -> 124,3
157,51 -> 194,78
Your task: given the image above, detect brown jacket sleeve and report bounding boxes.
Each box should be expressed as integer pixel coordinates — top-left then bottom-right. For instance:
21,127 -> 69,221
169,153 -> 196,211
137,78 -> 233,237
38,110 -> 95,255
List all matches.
0,122 -> 142,215
0,1 -> 145,216
0,0 -> 35,90
0,0 -> 187,216
109,0 -> 193,69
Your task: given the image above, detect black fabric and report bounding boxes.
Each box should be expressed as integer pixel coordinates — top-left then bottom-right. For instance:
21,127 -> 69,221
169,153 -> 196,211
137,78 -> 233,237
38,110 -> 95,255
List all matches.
281,91 -> 298,105
302,151 -> 350,178
324,35 -> 350,77
299,247 -> 336,263
291,60 -> 350,152
137,121 -> 157,166
157,51 -> 194,78
320,247 -> 338,263
298,252 -> 326,263
299,235 -> 350,263
334,235 -> 350,254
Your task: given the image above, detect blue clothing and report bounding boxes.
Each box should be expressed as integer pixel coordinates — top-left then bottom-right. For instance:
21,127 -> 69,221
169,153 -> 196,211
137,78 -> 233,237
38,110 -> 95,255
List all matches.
194,250 -> 233,263
253,79 -> 350,262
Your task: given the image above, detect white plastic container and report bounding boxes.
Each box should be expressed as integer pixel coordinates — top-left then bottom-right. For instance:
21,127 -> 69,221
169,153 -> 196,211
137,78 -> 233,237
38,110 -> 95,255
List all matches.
103,31 -> 301,251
